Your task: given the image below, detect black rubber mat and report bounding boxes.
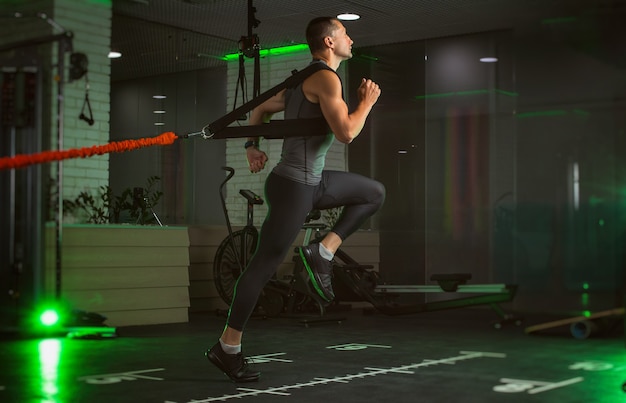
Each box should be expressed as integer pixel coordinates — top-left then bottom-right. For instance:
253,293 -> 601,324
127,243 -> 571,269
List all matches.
1,308 -> 624,402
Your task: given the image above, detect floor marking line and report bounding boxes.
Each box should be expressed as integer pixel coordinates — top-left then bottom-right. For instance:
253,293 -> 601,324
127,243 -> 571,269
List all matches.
460,351 -> 507,358
499,378 -> 551,386
527,377 -> 584,395
237,387 -> 290,396
248,353 -> 293,363
422,360 -> 454,365
326,343 -> 391,349
184,351 -> 505,402
314,377 -> 350,383
78,368 -> 166,382
364,367 -> 414,374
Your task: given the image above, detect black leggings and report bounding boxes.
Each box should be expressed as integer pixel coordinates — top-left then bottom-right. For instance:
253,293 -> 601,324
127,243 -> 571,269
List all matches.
226,170 -> 385,331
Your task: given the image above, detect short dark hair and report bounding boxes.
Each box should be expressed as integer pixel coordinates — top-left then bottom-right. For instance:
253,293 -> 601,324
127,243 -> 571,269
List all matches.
306,17 -> 339,53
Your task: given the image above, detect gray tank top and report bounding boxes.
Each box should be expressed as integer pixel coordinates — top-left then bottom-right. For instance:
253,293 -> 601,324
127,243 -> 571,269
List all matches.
272,60 -> 339,185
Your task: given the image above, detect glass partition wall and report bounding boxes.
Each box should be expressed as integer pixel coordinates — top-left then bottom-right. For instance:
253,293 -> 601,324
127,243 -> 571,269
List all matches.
349,12 -> 625,313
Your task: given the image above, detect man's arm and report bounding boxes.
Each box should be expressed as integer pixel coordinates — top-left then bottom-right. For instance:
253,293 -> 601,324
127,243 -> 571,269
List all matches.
304,70 -> 380,144
249,90 -> 286,126
246,90 -> 286,173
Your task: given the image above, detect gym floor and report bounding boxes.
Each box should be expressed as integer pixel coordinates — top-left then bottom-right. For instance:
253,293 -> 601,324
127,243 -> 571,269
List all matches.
1,307 -> 624,403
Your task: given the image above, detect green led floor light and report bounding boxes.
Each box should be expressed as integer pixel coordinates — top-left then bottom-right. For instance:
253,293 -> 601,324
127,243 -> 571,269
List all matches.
35,306 -> 118,338
29,303 -> 116,338
39,309 -> 61,327
30,306 -> 66,336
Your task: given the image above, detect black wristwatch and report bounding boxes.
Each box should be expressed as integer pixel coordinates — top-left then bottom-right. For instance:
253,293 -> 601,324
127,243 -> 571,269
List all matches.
244,140 -> 259,149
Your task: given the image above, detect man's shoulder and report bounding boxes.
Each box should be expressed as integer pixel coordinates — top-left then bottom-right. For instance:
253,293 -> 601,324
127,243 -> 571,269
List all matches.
309,68 -> 340,84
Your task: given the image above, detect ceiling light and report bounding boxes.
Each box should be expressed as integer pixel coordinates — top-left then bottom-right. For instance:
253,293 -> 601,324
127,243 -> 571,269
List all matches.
153,110 -> 166,114
337,13 -> 360,21
108,51 -> 122,59
152,95 -> 167,99
480,57 -> 498,63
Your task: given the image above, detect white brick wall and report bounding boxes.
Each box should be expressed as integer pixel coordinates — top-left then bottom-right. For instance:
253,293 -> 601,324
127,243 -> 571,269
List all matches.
0,0 -> 111,221
53,0 -> 111,204
225,51 -> 347,226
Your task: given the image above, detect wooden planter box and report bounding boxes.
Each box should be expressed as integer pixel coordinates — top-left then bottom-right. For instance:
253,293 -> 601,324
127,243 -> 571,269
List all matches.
43,224 -> 378,325
45,224 -> 190,327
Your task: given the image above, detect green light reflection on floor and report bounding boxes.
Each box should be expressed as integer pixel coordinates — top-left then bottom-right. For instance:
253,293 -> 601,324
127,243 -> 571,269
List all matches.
38,338 -> 62,402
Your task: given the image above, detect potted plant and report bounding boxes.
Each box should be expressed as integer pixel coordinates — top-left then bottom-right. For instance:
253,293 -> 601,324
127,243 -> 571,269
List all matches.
63,175 -> 163,225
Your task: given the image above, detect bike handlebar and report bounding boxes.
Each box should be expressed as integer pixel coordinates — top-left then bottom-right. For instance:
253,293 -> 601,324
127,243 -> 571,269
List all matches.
222,166 -> 235,179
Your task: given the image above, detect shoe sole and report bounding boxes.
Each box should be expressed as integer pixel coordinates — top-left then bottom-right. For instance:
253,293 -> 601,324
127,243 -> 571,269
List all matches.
298,247 -> 334,302
206,350 -> 260,383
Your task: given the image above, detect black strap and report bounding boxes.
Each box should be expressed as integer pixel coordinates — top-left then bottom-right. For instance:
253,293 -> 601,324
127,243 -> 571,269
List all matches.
79,89 -> 94,126
253,47 -> 260,99
210,117 -> 328,140
207,61 -> 329,136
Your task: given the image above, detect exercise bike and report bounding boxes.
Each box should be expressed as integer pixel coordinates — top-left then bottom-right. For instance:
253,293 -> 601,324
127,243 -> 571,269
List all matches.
213,167 -> 520,328
213,167 -> 341,322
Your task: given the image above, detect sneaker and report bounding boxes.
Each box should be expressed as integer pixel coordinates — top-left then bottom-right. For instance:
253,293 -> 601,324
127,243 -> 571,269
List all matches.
206,342 -> 260,383
298,244 -> 335,302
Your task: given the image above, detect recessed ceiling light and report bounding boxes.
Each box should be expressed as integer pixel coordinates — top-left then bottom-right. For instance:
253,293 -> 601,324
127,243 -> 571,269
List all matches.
108,51 -> 122,59
337,13 -> 360,21
152,95 -> 167,99
480,57 -> 498,63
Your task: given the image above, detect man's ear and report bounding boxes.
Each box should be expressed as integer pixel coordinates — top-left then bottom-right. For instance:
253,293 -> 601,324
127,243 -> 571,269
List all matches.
324,36 -> 333,48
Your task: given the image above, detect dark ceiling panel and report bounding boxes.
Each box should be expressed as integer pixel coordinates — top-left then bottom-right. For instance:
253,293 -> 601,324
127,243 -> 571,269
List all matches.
111,0 -> 609,81
2,0 -> 622,81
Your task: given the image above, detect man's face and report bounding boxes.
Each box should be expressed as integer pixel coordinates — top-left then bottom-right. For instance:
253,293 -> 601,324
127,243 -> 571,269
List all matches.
330,21 -> 353,60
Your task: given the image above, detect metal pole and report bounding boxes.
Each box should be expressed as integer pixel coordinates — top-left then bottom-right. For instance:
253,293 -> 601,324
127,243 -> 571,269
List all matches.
55,40 -> 64,299
1,13 -> 74,303
54,34 -> 72,299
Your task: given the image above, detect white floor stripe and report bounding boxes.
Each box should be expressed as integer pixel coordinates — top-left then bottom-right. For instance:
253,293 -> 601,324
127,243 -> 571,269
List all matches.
179,351 -> 506,403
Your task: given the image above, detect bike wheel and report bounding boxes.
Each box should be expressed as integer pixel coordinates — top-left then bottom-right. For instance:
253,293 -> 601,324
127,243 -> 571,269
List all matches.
213,227 -> 258,306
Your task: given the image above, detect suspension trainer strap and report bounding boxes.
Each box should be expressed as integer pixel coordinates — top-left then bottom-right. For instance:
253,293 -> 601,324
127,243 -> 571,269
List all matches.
208,62 -> 328,137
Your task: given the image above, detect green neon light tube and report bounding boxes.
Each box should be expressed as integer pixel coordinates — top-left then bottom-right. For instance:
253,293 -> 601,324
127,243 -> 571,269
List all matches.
222,43 -> 310,61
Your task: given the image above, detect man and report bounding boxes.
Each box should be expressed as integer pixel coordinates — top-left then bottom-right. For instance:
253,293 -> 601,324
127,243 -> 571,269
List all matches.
207,16 -> 384,382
